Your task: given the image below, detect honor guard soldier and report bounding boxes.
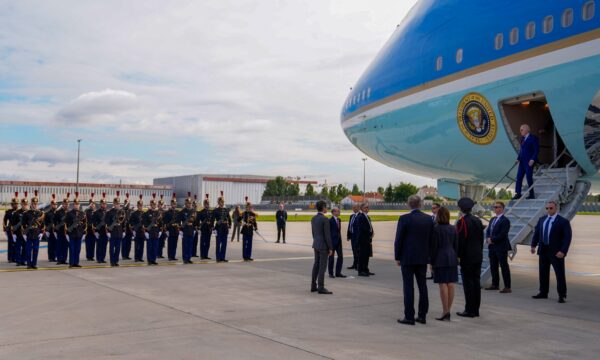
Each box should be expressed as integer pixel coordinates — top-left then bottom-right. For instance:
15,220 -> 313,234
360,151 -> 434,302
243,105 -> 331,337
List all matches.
121,193 -> 133,260
198,194 -> 213,260
142,193 -> 161,265
11,192 -> 28,266
22,190 -> 45,269
178,192 -> 197,264
157,195 -> 166,259
130,195 -> 146,262
65,192 -> 86,268
106,191 -> 126,266
241,197 -> 258,261
84,193 -> 97,261
192,195 -> 200,257
93,193 -> 109,264
275,203 -> 287,243
164,193 -> 180,261
212,191 -> 232,262
3,192 -> 19,263
54,193 -> 69,265
44,194 -> 58,262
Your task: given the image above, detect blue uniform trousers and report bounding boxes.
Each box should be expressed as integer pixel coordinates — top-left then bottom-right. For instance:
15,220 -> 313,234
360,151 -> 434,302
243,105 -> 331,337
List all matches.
6,231 -> 15,262
56,232 -> 68,263
515,162 -> 535,197
96,233 -> 108,262
121,232 -> 132,259
47,232 -> 57,261
147,234 -> 159,263
216,229 -> 228,261
85,232 -> 96,260
200,229 -> 212,259
25,236 -> 40,267
167,231 -> 179,259
69,236 -> 82,266
109,235 -> 122,265
182,233 -> 194,262
158,233 -> 166,258
242,232 -> 253,259
192,231 -> 199,256
134,235 -> 145,261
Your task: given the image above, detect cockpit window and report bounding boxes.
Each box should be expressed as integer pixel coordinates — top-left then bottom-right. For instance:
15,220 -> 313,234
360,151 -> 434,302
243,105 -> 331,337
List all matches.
583,1 -> 595,21
562,8 -> 574,28
526,22 -> 536,40
543,15 -> 554,34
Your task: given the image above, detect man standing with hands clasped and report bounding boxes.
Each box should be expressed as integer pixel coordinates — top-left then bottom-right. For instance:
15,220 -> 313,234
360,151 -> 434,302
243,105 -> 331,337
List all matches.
531,200 -> 572,303
311,200 -> 333,294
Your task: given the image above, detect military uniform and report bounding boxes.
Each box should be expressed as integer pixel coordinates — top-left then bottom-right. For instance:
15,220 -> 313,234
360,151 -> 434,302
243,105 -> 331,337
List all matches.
84,194 -> 96,261
3,193 -> 19,263
198,195 -> 214,260
93,194 -> 109,263
129,195 -> 146,262
65,194 -> 86,267
106,193 -> 126,266
44,195 -> 58,262
191,196 -> 199,257
11,205 -> 26,266
142,194 -> 161,265
178,195 -> 197,264
121,194 -> 133,260
157,195 -> 166,259
241,204 -> 258,261
212,194 -> 231,262
54,195 -> 69,265
163,194 -> 180,261
22,191 -> 44,269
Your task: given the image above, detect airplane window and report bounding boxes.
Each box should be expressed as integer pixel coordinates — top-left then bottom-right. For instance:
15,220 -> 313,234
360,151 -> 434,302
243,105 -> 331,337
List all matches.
495,33 -> 504,50
543,15 -> 554,34
361,90 -> 366,101
583,1 -> 595,21
526,21 -> 536,40
456,48 -> 463,64
367,87 -> 371,99
436,56 -> 443,71
562,8 -> 574,27
510,28 -> 519,45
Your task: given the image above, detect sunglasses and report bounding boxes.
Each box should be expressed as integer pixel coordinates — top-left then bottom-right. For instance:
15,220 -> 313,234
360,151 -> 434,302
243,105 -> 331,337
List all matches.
493,206 -> 503,209
546,207 -> 555,210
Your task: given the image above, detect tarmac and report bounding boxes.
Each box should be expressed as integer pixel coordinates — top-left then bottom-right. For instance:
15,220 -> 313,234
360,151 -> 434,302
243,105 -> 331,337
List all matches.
1,215 -> 600,359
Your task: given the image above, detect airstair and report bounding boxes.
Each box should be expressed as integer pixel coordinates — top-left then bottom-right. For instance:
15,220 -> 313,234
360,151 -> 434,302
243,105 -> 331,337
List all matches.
476,150 -> 591,284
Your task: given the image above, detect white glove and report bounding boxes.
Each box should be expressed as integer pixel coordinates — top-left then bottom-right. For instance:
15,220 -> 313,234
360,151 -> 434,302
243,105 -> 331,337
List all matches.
145,232 -> 149,240
12,234 -> 16,243
193,231 -> 197,238
95,232 -> 99,238
158,231 -> 162,238
166,231 -> 170,237
107,233 -> 111,239
45,232 -> 50,238
179,231 -> 183,238
66,235 -> 70,242
24,235 -> 28,242
38,234 -> 43,241
53,232 -> 58,239
82,235 -> 86,242
133,231 -> 136,238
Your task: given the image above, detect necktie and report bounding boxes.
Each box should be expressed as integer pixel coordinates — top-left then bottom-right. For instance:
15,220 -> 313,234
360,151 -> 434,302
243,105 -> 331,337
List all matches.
336,218 -> 340,230
543,217 -> 551,245
491,216 -> 499,233
349,214 -> 356,233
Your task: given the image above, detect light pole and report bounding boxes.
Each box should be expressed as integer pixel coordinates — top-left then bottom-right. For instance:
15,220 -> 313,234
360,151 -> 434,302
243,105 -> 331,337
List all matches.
76,139 -> 82,194
362,157 -> 367,202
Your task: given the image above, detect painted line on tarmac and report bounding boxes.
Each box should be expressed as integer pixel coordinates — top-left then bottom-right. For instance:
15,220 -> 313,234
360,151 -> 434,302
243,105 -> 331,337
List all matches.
0,256 -> 315,273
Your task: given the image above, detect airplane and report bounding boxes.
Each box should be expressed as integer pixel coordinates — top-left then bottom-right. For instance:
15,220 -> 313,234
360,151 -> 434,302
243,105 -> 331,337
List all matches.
341,0 -> 600,281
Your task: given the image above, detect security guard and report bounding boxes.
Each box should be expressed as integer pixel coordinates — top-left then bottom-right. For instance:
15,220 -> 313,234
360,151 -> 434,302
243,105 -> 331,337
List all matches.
179,193 -> 196,264
3,192 -> 19,263
212,192 -> 231,262
163,193 -> 180,261
198,194 -> 213,260
157,195 -> 167,259
65,192 -> 86,268
54,193 -> 69,265
129,195 -> 146,262
121,193 -> 133,260
44,194 -> 58,262
192,195 -> 200,257
84,193 -> 97,261
11,192 -> 28,266
142,193 -> 161,265
22,190 -> 44,269
241,197 -> 258,261
93,193 -> 109,264
106,191 -> 126,266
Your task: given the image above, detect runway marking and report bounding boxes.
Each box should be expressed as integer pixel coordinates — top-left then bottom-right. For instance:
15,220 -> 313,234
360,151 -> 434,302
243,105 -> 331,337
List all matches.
0,256 -> 315,273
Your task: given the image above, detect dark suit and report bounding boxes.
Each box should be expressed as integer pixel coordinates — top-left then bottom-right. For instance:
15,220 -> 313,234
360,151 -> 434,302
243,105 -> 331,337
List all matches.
328,216 -> 343,276
394,209 -> 434,321
531,214 -> 572,297
311,212 -> 332,290
347,212 -> 359,268
456,214 -> 484,315
356,212 -> 373,274
516,134 -> 539,197
486,215 -> 511,288
276,209 -> 287,242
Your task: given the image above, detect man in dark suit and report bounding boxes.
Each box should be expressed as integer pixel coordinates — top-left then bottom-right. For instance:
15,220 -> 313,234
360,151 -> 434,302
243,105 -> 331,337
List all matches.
395,195 -> 434,325
275,203 -> 287,243
346,204 -> 360,270
311,200 -> 333,294
328,208 -> 346,278
531,200 -> 572,303
455,197 -> 484,318
485,201 -> 512,293
356,203 -> 374,277
514,124 -> 539,200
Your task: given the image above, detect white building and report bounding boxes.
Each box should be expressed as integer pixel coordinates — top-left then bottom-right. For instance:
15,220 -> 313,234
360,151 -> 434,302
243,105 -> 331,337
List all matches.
0,180 -> 172,205
153,174 -> 317,206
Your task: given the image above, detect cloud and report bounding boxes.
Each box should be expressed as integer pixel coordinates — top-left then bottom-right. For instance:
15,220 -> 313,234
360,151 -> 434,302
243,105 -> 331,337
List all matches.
55,89 -> 138,124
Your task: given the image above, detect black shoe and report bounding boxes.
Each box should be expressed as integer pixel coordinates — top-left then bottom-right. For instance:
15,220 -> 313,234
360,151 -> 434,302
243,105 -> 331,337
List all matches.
358,272 -> 370,277
318,288 -> 333,294
86,257 -> 94,261
247,258 -> 254,261
311,287 -> 317,293
456,311 -> 476,318
276,241 -> 280,243
192,255 -> 199,258
558,297 -> 566,303
415,317 -> 426,324
27,265 -> 33,269
222,259 -> 229,262
72,264 -> 81,268
16,263 -> 23,267
347,266 -> 356,270
485,286 -> 499,291
512,194 -> 522,200
329,274 -> 335,278
368,272 -> 375,276
526,195 -> 536,200
97,261 -> 107,264
532,293 -> 548,299
397,318 -> 415,325
283,241 -> 286,243
123,257 -> 131,260
158,256 -> 165,259
135,259 -> 143,262
148,261 -> 158,265
168,258 -> 177,261
336,274 -> 347,278
436,313 -> 451,321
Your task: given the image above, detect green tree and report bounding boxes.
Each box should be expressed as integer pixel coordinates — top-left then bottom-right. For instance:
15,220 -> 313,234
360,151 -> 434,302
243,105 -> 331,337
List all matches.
288,183 -> 300,196
336,184 -> 350,199
497,188 -> 513,200
321,185 -> 329,197
392,182 -> 418,202
305,183 -> 315,196
384,183 -> 394,202
351,184 -> 361,195
262,176 -> 299,197
377,186 -> 385,195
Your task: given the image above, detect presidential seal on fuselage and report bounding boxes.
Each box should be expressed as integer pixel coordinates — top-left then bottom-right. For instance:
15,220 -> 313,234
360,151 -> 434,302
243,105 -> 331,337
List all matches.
457,92 -> 497,145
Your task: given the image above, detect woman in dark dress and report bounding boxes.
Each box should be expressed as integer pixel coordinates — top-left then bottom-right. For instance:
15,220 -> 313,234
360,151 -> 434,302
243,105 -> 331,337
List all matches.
431,206 -> 459,321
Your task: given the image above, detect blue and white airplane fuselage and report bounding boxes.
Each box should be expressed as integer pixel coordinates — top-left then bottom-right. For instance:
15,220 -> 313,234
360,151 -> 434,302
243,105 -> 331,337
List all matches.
341,0 -> 600,196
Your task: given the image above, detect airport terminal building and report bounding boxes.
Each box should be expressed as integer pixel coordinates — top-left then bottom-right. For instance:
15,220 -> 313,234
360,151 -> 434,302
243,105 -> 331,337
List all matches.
153,174 -> 318,206
0,180 -> 172,205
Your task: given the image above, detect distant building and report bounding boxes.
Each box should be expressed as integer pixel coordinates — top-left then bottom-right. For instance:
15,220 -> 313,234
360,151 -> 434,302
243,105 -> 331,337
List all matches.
340,192 -> 385,205
153,174 -> 318,206
417,186 -> 438,199
0,180 -> 172,205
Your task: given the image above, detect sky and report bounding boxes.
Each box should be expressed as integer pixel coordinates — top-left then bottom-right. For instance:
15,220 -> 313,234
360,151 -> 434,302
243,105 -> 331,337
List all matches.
0,0 -> 433,191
